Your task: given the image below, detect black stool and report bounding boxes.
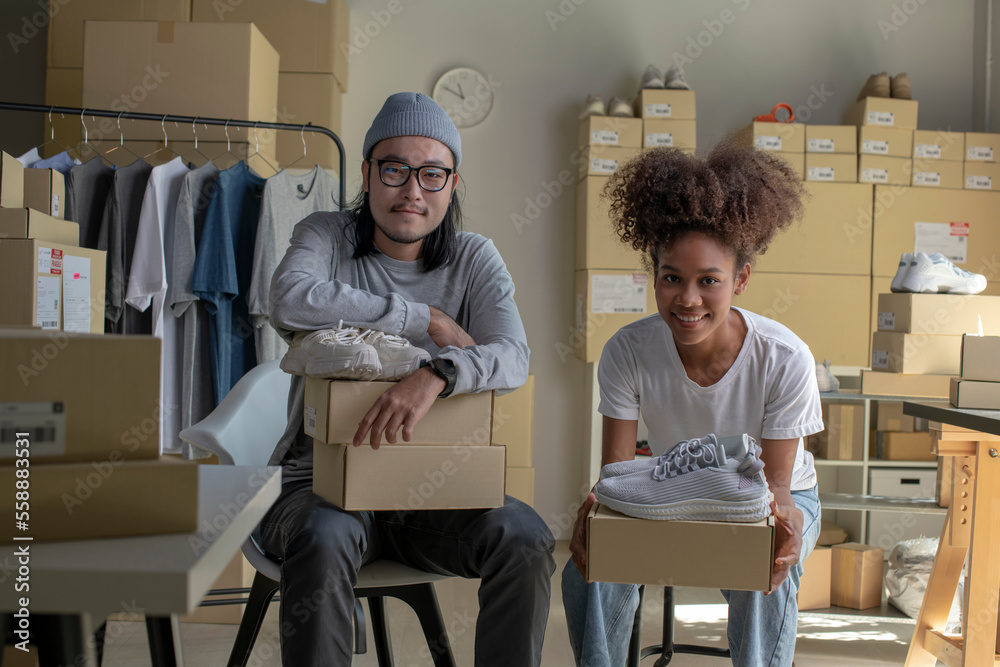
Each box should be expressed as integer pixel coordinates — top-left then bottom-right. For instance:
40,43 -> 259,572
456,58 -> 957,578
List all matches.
627,585 -> 731,666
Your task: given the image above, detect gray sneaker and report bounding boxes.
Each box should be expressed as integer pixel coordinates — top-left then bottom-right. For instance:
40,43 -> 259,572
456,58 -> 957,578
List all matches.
594,434 -> 772,522
599,434 -> 752,480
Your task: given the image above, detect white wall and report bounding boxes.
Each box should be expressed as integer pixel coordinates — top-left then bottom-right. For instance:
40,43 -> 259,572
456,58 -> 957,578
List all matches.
341,0 -> 979,533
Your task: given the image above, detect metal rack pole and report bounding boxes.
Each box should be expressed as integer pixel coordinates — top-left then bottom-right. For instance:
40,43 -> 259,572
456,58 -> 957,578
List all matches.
0,101 -> 347,209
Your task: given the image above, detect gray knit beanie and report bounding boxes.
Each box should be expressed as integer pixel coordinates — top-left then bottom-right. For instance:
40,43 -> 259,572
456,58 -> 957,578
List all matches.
362,92 -> 462,167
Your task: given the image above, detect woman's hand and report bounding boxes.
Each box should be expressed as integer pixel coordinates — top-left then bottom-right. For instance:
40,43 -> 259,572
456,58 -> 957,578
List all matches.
767,499 -> 804,594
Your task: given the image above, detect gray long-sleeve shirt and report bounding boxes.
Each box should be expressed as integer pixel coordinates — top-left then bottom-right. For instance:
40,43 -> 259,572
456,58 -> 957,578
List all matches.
267,210 -> 530,480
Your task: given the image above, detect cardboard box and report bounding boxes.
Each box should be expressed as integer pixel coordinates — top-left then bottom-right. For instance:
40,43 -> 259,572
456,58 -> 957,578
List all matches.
806,125 -> 857,154
587,503 -> 774,590
950,376 -> 1000,409
876,401 -> 928,432
867,469 -> 944,551
635,89 -> 696,119
313,442 -> 506,511
818,520 -> 849,546
936,456 -> 954,507
180,552 -> 256,624
506,466 -> 534,506
22,170 -> 65,219
579,116 -> 643,149
830,542 -> 883,609
0,208 -> 78,246
276,72 -> 343,168
870,332 -> 963,375
816,403 -> 864,460
641,119 -> 696,149
876,293 -> 1000,335
577,146 -> 641,180
44,68 -> 83,151
859,155 -> 911,185
304,378 -> 494,446
773,151 -> 804,180
0,458 -> 196,542
755,183 -> 873,275
965,132 -> 1000,161
879,431 -> 935,461
1,152 -> 24,210
961,335 -> 1000,381
493,376 -> 534,468
805,153 -> 858,183
2,645 -> 38,667
912,131 -> 965,161
0,239 -> 105,333
573,269 -> 656,363
47,0 -> 191,68
859,126 -> 914,157
192,0 -> 347,83
82,21 -> 280,142
575,176 -> 644,271
848,97 -> 919,130
964,161 -> 1000,191
798,547 -> 832,610
859,369 -> 951,398
733,273 -> 871,366
738,122 -> 805,153
0,331 -> 161,463
910,159 -> 964,190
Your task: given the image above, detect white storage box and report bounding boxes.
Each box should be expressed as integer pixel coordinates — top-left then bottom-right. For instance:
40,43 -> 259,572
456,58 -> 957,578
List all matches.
867,468 -> 945,557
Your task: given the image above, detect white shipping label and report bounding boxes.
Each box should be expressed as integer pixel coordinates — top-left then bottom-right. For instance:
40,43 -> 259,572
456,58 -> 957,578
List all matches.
808,138 -> 835,153
590,158 -> 619,174
877,312 -> 895,330
590,130 -> 619,145
914,143 -> 942,159
0,402 -> 68,458
35,276 -> 59,330
808,167 -> 835,181
62,255 -> 91,333
966,175 -> 992,190
645,132 -> 674,147
36,247 -> 52,273
51,194 -> 60,218
867,111 -> 895,126
862,139 -> 889,155
754,135 -> 782,151
861,168 -> 889,183
967,146 -> 994,161
591,274 -> 648,314
644,103 -> 672,117
913,171 -> 941,186
304,405 -> 317,435
872,350 -> 889,369
914,222 -> 968,264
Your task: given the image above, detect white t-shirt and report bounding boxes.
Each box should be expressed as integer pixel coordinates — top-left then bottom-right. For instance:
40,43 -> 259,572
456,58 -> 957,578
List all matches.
598,307 -> 823,491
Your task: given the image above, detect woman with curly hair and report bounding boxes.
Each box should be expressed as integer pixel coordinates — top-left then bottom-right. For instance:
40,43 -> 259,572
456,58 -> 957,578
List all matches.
561,139 -> 824,667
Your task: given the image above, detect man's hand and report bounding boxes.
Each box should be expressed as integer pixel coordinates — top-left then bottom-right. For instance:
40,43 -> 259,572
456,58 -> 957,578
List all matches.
353,367 -> 447,448
569,491 -> 597,579
767,499 -> 804,594
428,306 -> 476,349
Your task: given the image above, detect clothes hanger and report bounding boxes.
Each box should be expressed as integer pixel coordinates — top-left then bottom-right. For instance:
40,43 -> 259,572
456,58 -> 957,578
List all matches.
142,115 -> 182,165
30,107 -> 70,159
179,116 -> 212,168
100,112 -> 143,167
280,125 -> 318,172
66,110 -> 111,166
212,119 -> 244,170
244,122 -> 279,177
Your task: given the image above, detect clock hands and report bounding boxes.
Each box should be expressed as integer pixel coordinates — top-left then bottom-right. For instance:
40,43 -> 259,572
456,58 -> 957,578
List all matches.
442,84 -> 465,100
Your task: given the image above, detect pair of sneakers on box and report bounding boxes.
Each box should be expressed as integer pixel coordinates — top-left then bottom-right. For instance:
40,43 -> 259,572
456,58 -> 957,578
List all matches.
890,252 -> 987,295
595,433 -> 772,523
280,321 -> 430,381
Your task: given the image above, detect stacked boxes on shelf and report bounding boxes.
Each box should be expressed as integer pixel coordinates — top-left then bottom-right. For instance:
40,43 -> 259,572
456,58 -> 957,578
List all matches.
910,130 -> 965,190
850,95 -> 918,186
737,119 -> 805,180
805,125 -> 858,183
963,132 -> 1000,191
637,88 -> 696,154
950,334 -> 1000,408
872,401 -> 932,462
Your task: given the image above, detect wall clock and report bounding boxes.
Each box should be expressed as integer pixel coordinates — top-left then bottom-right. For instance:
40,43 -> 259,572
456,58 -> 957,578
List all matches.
432,67 -> 494,128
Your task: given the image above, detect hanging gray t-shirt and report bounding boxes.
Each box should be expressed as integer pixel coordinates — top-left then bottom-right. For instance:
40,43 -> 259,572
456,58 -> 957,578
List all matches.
167,162 -> 221,457
248,167 -> 338,364
66,158 -> 114,250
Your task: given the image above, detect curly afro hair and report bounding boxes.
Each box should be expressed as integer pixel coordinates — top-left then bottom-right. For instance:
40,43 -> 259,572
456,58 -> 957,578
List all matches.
605,137 -> 807,273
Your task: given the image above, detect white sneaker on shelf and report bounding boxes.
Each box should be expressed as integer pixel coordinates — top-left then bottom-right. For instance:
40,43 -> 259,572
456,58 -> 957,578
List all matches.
607,96 -> 635,118
280,322 -> 381,380
890,253 -> 914,292
360,329 -> 431,381
639,64 -> 665,90
815,359 -> 840,393
600,434 -> 754,480
899,252 -> 987,295
663,65 -> 691,90
579,94 -> 607,120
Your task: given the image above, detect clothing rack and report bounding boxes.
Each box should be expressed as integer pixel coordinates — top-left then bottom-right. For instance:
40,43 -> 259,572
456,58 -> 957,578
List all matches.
0,101 -> 347,208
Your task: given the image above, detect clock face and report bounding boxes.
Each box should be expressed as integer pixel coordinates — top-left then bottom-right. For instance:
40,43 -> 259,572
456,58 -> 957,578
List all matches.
432,67 -> 494,128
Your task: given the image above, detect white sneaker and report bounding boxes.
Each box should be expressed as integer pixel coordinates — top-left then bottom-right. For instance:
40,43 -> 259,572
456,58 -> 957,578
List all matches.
890,253 -> 914,293
607,96 -> 634,118
599,434 -> 753,480
815,359 -> 840,393
280,322 -> 381,380
360,329 -> 431,381
663,65 -> 691,90
579,94 -> 607,120
595,434 -> 771,522
639,64 -> 665,90
900,252 -> 987,295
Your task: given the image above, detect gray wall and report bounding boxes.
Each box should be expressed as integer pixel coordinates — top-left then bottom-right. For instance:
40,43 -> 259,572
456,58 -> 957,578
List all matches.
0,0 -> 47,155
342,0 -> 984,529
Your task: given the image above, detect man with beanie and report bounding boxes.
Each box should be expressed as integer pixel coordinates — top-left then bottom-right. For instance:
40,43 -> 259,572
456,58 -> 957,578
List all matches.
259,92 -> 556,665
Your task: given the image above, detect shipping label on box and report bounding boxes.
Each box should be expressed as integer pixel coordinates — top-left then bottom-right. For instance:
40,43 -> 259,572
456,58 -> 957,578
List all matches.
805,153 -> 857,183
870,331 -> 963,375
642,119 -> 696,149
964,162 -> 1000,191
578,146 -> 641,179
961,334 -> 1000,382
859,126 -> 914,157
579,116 -> 643,149
912,130 -> 965,161
911,160 -> 964,190
636,89 -> 696,119
805,125 -> 857,154
738,122 -> 805,153
859,155 -> 911,185
849,97 -> 919,129
965,132 -> 1000,161
573,269 -> 657,363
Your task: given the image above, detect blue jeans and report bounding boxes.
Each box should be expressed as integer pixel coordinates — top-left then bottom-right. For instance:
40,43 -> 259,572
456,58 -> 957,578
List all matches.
562,486 -> 822,667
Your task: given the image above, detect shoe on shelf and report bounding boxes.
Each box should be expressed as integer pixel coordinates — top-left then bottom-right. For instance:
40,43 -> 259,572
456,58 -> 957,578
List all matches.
608,96 -> 635,118
360,329 -> 431,381
639,64 -> 665,90
280,322 -> 381,380
890,72 -> 912,99
900,252 -> 987,295
579,94 -> 607,120
890,252 -> 915,292
857,72 -> 891,101
662,65 -> 691,90
815,360 -> 840,393
600,434 -> 754,480
595,433 -> 771,522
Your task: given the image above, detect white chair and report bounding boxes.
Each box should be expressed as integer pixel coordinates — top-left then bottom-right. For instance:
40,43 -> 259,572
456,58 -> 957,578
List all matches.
179,360 -> 457,666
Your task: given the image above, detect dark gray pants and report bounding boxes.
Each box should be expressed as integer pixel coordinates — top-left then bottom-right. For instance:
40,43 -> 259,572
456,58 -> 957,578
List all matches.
258,479 -> 556,666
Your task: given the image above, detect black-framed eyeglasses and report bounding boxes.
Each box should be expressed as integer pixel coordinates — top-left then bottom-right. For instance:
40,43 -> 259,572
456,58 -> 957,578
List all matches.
369,159 -> 455,192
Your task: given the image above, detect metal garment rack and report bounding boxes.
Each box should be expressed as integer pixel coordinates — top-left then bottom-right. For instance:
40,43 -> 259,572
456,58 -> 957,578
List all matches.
0,101 -> 347,208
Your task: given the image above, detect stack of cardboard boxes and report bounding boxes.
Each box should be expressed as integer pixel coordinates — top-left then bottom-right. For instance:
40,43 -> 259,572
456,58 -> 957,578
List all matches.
950,334 -> 1000,409
852,95 -> 919,186
805,125 -> 859,183
738,118 -> 805,179
963,132 -> 1000,191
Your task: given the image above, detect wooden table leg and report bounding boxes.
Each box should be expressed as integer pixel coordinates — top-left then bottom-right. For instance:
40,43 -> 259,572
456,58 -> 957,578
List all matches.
962,442 -> 1000,666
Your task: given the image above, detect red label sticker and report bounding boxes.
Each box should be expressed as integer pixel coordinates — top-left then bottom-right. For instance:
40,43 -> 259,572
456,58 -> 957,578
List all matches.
50,248 -> 63,275
73,273 -> 81,279
951,223 -> 970,236
632,273 -> 649,285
